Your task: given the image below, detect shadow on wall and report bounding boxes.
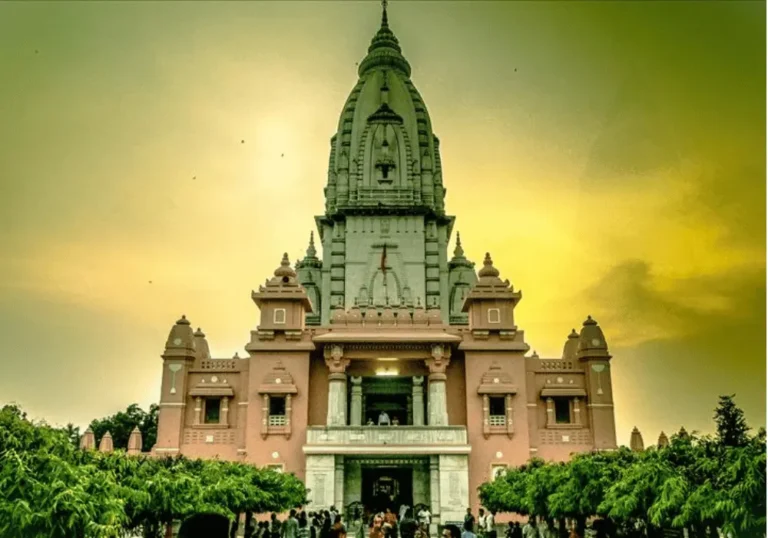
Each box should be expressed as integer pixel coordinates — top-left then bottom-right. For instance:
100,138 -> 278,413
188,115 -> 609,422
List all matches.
178,513 -> 231,538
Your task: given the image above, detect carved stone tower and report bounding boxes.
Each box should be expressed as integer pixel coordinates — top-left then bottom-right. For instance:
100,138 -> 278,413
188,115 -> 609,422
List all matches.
315,4 -> 460,324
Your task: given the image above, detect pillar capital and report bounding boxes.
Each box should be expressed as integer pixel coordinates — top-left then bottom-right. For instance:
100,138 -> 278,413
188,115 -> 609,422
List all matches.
324,345 -> 350,375
425,356 -> 451,379
413,375 -> 424,386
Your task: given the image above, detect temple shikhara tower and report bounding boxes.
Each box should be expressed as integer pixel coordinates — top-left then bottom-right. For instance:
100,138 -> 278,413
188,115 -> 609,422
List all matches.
153,3 -> 617,525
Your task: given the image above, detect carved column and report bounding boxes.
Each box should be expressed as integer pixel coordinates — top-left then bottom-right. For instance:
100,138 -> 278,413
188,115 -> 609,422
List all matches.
482,394 -> 490,438
286,394 -> 293,438
194,397 -> 202,425
425,345 -> 451,426
573,397 -> 581,426
350,377 -> 363,426
221,397 -> 230,426
429,455 -> 441,529
325,345 -> 350,426
412,376 -> 425,426
546,397 -> 555,427
334,456 -> 345,511
505,394 -> 515,438
261,394 -> 269,439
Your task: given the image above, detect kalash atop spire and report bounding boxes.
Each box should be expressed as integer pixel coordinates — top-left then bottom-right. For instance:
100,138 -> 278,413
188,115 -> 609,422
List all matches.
312,1 -> 455,324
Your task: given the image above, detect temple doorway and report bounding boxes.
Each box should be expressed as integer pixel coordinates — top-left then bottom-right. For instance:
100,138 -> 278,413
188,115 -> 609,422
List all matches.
361,465 -> 413,514
357,376 -> 426,425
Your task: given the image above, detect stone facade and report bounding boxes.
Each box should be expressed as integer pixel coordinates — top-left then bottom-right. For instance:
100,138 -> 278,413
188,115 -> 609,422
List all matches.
152,3 -> 617,523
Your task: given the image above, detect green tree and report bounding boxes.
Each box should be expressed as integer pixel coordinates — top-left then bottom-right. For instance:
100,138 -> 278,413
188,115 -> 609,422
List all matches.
89,403 -> 158,452
0,405 -> 127,538
714,395 -> 750,448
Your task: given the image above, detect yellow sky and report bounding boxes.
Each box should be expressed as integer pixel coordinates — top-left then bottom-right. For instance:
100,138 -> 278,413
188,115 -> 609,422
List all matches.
0,1 -> 764,445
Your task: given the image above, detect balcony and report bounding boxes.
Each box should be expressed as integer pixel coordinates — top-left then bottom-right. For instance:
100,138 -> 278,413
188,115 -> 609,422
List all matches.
303,426 -> 470,455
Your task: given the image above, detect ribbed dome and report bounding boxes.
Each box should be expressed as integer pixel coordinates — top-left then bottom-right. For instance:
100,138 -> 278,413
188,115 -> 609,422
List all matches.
324,5 -> 444,216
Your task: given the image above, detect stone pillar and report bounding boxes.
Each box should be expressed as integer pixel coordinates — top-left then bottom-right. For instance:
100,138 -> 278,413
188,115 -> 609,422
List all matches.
412,376 -> 425,426
350,377 -> 363,426
429,455 -> 441,532
261,394 -> 269,439
194,397 -> 203,425
334,456 -> 345,512
573,397 -> 582,426
546,398 -> 555,427
221,397 -> 230,426
325,345 -> 350,426
425,345 -> 451,426
505,394 -> 515,437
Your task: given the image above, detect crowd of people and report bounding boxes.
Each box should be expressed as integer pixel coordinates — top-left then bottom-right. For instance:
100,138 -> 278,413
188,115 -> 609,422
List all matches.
260,505 -> 589,538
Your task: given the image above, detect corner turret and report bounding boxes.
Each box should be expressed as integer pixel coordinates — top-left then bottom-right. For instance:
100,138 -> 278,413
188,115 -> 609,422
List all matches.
657,431 -> 669,448
630,427 -> 645,452
561,329 -> 580,361
153,315 -> 198,456
577,315 -> 617,450
462,253 -> 521,338
251,253 -> 313,342
194,327 -> 210,360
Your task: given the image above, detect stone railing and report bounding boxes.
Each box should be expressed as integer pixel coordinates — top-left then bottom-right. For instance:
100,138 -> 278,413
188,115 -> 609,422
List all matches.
535,359 -> 576,371
195,360 -> 241,371
306,426 -> 467,446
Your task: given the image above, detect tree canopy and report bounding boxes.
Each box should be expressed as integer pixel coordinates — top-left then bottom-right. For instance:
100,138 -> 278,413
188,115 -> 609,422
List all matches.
479,396 -> 766,538
88,403 -> 159,452
0,404 -> 307,538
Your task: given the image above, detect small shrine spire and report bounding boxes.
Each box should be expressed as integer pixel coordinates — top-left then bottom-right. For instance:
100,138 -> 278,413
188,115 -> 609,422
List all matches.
307,231 -> 317,258
454,232 -> 465,258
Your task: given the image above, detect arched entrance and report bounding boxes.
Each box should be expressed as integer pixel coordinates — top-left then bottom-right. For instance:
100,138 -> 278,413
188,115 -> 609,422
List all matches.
178,513 -> 230,538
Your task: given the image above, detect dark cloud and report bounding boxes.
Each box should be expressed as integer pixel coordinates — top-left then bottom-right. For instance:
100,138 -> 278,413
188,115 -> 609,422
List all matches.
585,259 -> 765,435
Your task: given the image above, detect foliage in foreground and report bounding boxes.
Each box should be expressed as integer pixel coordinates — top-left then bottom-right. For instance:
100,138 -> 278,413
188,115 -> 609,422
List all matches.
479,396 -> 766,538
0,405 -> 307,538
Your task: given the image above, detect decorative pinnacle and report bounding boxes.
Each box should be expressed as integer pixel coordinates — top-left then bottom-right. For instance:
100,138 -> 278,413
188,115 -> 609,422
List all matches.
381,0 -> 389,27
478,252 -> 500,278
454,232 -> 465,258
307,231 -> 317,258
274,252 -> 295,278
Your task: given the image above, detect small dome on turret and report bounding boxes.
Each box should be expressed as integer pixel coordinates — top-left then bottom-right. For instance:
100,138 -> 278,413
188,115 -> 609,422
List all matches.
193,327 -> 210,359
478,252 -> 501,279
164,315 -> 196,356
562,329 -> 580,360
576,316 -> 611,360
274,253 -> 296,280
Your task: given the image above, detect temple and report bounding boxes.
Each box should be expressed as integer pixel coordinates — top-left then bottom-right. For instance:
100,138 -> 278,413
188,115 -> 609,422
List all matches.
152,3 -> 617,527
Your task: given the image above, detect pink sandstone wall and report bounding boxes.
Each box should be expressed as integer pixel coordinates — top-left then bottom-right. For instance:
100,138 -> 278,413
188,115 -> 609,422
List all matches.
446,355 -> 467,426
244,351 -> 311,480
307,354 -> 329,426
464,349 -> 531,513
